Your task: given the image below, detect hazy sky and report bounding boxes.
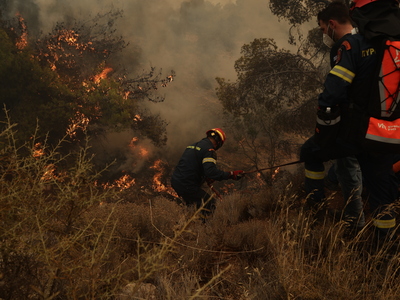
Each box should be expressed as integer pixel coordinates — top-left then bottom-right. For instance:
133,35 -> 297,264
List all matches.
4,0 -> 311,165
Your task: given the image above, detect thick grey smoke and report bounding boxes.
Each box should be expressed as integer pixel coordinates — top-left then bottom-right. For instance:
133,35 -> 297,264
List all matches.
3,0 -> 298,169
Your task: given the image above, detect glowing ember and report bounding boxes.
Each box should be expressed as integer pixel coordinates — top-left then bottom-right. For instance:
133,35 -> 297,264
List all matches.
56,29 -> 89,50
33,143 -> 45,158
271,167 -> 280,180
41,164 -> 56,182
161,75 -> 174,87
15,14 -> 28,50
133,114 -> 142,122
66,111 -> 90,138
37,28 -> 96,72
123,91 -> 131,100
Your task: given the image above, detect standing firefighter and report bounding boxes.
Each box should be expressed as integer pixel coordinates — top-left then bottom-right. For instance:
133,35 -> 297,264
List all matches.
300,0 -> 400,242
171,128 -> 244,216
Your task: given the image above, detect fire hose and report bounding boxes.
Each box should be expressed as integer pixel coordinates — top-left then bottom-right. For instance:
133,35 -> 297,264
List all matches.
206,180 -> 223,200
207,159 -> 303,199
242,159 -> 303,175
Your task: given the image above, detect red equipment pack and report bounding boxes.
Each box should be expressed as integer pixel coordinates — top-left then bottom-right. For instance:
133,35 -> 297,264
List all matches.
350,0 -> 400,151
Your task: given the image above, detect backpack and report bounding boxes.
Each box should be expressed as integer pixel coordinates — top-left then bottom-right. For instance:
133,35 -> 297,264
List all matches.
350,0 -> 400,152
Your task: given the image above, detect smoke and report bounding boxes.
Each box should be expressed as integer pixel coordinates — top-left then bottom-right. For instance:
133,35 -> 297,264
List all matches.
2,0 -> 298,170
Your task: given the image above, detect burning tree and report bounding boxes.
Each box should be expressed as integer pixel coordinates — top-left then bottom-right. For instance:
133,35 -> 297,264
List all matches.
0,10 -> 174,180
31,10 -> 174,144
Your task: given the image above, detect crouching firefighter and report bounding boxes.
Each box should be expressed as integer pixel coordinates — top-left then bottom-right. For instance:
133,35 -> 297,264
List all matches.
300,1 -> 399,239
171,128 -> 244,218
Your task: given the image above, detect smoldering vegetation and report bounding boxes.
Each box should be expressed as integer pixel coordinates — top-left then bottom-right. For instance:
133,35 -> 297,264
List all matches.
1,121 -> 400,299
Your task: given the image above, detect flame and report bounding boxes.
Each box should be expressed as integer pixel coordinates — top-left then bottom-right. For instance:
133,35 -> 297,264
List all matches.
38,28 -> 96,71
55,29 -> 93,51
150,159 -> 177,197
93,67 -> 113,83
99,174 -> 136,191
150,159 -> 165,192
112,174 -> 136,190
15,14 -> 28,50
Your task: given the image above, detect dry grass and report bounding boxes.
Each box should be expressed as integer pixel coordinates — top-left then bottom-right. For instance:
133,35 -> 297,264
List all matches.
1,120 -> 400,299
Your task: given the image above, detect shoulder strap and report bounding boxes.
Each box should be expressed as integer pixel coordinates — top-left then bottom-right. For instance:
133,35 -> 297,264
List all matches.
351,0 -> 381,10
351,0 -> 400,40
377,39 -> 400,117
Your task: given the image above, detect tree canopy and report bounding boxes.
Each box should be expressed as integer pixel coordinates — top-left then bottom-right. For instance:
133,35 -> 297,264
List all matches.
269,0 -> 351,26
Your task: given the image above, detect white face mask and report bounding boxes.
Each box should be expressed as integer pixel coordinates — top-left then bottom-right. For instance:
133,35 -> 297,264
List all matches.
322,24 -> 335,48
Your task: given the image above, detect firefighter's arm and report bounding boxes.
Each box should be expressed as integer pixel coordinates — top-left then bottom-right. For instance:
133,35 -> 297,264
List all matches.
202,149 -> 243,180
314,41 -> 357,147
318,40 -> 356,108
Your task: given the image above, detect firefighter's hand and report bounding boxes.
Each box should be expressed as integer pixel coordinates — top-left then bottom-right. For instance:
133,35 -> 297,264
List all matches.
230,170 -> 244,180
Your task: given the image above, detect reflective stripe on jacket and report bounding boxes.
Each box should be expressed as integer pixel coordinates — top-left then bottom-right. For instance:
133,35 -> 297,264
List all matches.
171,138 -> 230,188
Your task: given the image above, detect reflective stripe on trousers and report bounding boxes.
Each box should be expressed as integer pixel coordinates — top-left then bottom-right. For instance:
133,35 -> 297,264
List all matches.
373,218 -> 396,229
305,169 -> 325,180
304,168 -> 325,202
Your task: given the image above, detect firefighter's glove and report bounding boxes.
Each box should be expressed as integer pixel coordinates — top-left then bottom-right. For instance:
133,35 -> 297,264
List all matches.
230,170 -> 244,180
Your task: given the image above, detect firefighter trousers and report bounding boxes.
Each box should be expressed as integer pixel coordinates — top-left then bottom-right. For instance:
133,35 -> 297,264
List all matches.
300,135 -> 398,234
171,178 -> 216,215
328,156 -> 365,228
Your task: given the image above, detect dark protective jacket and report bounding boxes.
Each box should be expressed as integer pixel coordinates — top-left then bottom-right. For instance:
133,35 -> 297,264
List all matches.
318,31 -> 377,109
171,138 -> 230,189
315,31 -> 378,152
